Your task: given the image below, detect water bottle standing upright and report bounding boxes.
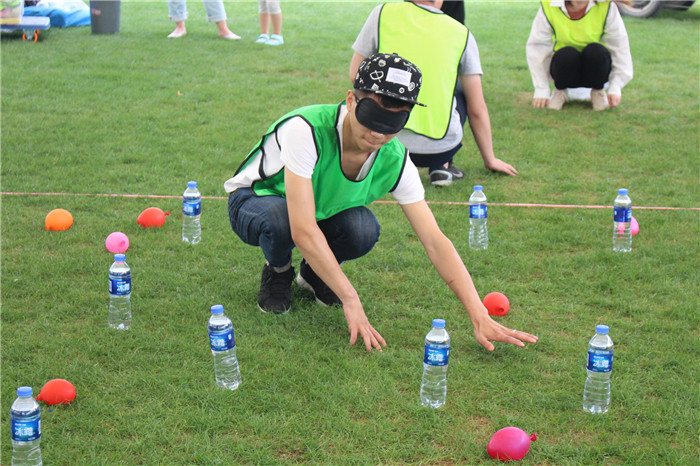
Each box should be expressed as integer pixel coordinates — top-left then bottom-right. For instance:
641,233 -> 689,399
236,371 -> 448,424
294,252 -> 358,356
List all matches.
182,181 -> 201,244
420,319 -> 450,408
583,325 -> 614,414
208,305 -> 241,390
469,185 -> 488,250
612,188 -> 632,252
108,253 -> 131,330
10,386 -> 42,466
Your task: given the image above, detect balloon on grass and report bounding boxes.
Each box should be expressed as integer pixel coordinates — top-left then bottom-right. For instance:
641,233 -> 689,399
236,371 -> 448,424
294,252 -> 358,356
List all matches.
137,207 -> 168,228
487,426 -> 537,461
630,216 -> 639,236
483,292 -> 510,317
36,379 -> 76,405
45,208 -> 73,231
105,232 -> 129,253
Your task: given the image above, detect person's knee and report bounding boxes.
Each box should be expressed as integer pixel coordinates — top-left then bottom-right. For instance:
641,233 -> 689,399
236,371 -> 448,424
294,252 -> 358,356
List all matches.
581,43 -> 612,68
582,42 -> 609,57
553,46 -> 581,66
351,208 -> 380,254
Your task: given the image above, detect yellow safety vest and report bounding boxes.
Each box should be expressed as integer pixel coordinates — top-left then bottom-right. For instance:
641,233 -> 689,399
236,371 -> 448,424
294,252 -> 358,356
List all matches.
378,2 -> 468,140
541,1 -> 610,52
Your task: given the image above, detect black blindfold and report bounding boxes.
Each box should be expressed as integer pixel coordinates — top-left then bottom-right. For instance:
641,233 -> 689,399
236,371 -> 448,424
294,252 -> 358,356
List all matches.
354,95 -> 410,135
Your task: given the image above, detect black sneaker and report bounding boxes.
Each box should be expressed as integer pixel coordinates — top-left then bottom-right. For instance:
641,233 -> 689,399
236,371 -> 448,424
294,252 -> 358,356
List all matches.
257,263 -> 295,314
429,169 -> 453,187
446,162 -> 465,179
296,259 -> 342,307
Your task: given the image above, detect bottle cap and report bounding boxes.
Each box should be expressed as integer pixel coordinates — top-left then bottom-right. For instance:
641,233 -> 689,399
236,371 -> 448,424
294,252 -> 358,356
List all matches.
114,254 -> 126,262
432,318 -> 446,328
17,386 -> 33,397
595,324 -> 609,334
618,188 -> 628,195
187,181 -> 197,188
473,185 -> 483,191
210,304 -> 224,314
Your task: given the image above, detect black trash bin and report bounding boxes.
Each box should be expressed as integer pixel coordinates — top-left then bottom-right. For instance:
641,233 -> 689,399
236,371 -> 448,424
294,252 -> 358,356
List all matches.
90,0 -> 120,34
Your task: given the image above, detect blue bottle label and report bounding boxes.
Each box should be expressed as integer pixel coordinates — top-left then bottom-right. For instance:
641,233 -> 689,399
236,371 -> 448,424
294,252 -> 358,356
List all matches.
613,206 -> 631,223
109,274 -> 131,295
587,349 -> 613,372
209,330 -> 235,351
469,205 -> 487,219
11,418 -> 41,441
183,199 -> 201,216
424,343 -> 450,366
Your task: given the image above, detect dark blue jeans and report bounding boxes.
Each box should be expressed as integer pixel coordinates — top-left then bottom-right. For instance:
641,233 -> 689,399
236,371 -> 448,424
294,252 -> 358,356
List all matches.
228,188 -> 380,268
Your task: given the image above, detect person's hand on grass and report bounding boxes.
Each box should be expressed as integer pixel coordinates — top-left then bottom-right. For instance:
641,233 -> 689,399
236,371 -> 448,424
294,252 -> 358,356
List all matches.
532,97 -> 548,109
608,94 -> 621,108
484,158 -> 519,176
471,312 -> 538,352
343,302 -> 386,352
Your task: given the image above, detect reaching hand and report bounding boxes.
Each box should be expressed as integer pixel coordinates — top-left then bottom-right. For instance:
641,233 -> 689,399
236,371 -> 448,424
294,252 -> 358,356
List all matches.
343,302 -> 387,352
472,313 -> 538,352
485,158 -> 519,177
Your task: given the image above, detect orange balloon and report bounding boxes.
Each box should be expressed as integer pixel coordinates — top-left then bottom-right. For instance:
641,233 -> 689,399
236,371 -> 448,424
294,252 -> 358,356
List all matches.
36,379 -> 76,405
137,207 -> 167,228
483,292 -> 510,317
45,208 -> 74,231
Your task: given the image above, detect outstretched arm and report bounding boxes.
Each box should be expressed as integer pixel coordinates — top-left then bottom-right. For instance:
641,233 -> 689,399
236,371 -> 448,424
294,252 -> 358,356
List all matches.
401,200 -> 537,351
285,170 -> 386,352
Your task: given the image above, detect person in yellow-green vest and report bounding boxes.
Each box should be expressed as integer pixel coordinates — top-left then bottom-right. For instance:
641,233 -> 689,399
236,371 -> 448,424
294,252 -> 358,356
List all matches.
225,53 -> 538,353
351,0 -> 518,187
526,1 -> 633,110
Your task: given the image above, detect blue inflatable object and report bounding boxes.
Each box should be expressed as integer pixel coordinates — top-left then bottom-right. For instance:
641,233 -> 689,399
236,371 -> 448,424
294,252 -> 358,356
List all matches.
24,3 -> 90,28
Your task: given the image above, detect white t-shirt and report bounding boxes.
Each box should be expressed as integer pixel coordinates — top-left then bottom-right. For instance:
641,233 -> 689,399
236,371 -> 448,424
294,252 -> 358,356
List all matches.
224,105 -> 425,205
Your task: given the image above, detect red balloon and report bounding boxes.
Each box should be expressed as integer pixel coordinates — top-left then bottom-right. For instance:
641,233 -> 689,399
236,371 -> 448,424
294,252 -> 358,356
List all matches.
487,427 -> 536,462
137,207 -> 168,228
36,379 -> 76,405
483,292 -> 510,317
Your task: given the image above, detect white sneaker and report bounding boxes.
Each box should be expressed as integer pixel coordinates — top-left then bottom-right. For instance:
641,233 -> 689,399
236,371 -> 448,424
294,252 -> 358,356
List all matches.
591,89 -> 609,111
547,89 -> 567,110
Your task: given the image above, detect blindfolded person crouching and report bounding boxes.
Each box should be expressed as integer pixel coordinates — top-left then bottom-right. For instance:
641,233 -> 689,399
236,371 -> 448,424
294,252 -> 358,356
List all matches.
225,53 -> 538,352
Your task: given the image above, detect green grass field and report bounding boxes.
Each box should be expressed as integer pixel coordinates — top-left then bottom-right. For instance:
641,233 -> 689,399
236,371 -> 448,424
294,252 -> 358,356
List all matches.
1,1 -> 698,464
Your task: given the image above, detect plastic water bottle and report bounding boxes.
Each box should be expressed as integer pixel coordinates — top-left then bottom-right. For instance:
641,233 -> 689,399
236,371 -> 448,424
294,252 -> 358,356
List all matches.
583,324 -> 614,414
469,185 -> 488,250
208,305 -> 241,390
182,181 -> 201,244
108,253 -> 131,330
612,188 -> 632,252
420,319 -> 450,408
10,386 -> 42,466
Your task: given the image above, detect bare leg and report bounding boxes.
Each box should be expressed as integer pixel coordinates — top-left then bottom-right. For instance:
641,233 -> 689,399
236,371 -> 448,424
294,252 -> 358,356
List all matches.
259,13 -> 270,35
270,13 -> 282,36
168,20 -> 187,38
216,20 -> 240,40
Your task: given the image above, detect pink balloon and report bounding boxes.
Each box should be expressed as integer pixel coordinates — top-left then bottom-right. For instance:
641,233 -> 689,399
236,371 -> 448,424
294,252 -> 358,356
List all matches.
487,427 -> 537,462
106,232 -> 129,253
631,216 -> 639,236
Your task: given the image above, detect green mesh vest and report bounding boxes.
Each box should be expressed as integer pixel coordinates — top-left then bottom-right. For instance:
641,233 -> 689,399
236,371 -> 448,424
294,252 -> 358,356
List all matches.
234,103 -> 408,221
541,1 -> 610,52
378,2 -> 468,140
